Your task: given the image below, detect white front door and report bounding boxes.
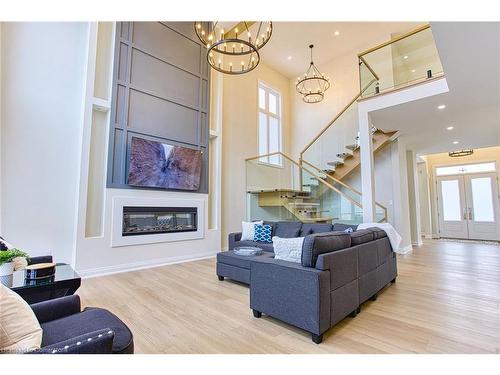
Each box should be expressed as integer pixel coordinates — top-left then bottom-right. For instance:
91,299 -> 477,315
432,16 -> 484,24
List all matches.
437,173 -> 500,241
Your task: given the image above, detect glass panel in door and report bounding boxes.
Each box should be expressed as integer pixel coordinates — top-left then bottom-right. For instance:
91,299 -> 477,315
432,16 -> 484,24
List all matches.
437,176 -> 468,239
470,177 -> 495,222
465,173 -> 500,241
441,180 -> 462,221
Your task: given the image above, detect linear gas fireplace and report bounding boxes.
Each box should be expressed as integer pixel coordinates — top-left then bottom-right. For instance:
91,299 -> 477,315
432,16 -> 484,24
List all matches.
122,206 -> 197,236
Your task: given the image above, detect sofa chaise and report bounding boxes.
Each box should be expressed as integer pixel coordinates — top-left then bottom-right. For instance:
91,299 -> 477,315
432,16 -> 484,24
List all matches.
217,221 -> 397,343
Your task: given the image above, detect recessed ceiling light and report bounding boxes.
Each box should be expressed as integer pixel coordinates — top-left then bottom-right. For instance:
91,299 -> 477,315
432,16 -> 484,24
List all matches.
411,69 -> 416,73
446,126 -> 454,130
334,30 -> 340,36
287,56 -> 292,60
403,55 -> 409,59
437,104 -> 446,110
453,141 -> 459,145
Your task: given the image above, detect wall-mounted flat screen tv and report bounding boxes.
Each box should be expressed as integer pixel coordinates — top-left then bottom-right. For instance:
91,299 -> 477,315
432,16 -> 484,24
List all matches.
128,136 -> 202,191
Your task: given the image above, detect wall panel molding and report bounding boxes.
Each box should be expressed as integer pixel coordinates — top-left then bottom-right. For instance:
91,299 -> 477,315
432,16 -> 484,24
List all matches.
107,22 -> 210,193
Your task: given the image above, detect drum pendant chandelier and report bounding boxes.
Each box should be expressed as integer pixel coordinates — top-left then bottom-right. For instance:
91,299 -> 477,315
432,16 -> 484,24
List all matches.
194,22 -> 273,75
296,44 -> 331,103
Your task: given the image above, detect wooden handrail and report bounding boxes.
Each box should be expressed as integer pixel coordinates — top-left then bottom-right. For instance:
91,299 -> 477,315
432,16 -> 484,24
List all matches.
357,24 -> 430,57
299,78 -> 377,159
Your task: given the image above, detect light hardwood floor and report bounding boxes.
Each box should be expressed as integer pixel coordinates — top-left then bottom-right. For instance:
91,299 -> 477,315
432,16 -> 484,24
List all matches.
78,240 -> 500,353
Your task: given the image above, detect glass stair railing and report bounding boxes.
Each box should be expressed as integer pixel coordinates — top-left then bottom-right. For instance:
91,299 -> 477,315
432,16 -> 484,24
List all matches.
299,61 -> 389,223
246,152 -> 366,224
300,159 -> 387,223
358,24 -> 444,98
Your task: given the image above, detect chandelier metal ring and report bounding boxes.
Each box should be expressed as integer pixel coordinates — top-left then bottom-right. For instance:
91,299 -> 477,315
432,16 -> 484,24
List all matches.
302,92 -> 324,104
194,21 -> 272,75
295,77 -> 331,94
207,39 -> 261,75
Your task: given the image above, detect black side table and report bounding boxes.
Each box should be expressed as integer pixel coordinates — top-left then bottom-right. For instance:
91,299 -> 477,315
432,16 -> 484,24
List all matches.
0,264 -> 81,304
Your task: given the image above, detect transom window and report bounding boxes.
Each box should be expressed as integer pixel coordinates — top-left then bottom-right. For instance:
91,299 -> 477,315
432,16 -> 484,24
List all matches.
258,83 -> 282,166
436,162 -> 496,176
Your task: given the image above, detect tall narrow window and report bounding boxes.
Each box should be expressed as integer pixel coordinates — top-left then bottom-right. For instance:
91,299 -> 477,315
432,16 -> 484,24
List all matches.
258,83 -> 282,166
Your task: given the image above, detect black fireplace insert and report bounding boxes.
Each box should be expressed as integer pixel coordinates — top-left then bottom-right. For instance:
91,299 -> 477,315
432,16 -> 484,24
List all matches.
122,206 -> 197,236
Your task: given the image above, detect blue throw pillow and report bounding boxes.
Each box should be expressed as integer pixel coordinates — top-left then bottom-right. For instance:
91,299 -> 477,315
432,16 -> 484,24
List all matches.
254,224 -> 272,243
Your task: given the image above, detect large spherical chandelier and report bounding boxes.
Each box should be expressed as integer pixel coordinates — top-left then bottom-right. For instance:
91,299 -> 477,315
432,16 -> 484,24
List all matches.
194,22 -> 272,75
296,45 -> 331,103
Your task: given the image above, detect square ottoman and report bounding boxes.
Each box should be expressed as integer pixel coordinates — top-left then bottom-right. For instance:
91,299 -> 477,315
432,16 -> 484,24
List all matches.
216,251 -> 274,284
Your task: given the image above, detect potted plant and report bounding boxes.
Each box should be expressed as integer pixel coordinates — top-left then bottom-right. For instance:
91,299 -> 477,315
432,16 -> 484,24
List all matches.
0,249 -> 29,276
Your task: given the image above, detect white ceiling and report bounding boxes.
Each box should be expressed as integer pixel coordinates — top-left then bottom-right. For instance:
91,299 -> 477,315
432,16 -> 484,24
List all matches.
259,22 -> 424,78
370,22 -> 500,156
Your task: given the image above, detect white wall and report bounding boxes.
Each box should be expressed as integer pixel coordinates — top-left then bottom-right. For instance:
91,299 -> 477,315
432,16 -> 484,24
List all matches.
290,52 -> 360,160
221,62 -> 291,248
0,23 -> 88,263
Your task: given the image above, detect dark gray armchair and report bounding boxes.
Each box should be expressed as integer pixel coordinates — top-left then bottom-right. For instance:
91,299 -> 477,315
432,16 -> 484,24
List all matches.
29,295 -> 134,354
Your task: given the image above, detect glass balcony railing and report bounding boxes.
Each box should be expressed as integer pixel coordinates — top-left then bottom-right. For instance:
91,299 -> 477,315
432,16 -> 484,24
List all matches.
246,152 -> 366,224
359,24 -> 444,97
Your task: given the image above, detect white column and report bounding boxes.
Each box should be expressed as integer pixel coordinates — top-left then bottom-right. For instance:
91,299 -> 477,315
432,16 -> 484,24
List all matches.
406,150 -> 423,246
391,139 -> 412,253
359,110 -> 376,222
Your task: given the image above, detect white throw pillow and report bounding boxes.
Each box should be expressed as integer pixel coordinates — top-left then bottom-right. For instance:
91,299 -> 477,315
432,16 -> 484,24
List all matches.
272,236 -> 305,263
241,221 -> 263,241
0,283 -> 43,353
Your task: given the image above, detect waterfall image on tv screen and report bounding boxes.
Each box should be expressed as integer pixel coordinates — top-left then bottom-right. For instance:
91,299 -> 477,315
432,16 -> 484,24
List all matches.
128,137 -> 202,191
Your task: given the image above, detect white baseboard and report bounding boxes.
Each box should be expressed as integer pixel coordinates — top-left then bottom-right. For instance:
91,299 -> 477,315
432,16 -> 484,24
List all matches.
395,244 -> 413,255
77,251 -> 218,279
423,234 -> 434,239
412,240 -> 423,246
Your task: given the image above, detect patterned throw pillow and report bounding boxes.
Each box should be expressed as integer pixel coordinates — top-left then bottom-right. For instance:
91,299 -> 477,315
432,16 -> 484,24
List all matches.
273,236 -> 305,263
253,224 -> 272,243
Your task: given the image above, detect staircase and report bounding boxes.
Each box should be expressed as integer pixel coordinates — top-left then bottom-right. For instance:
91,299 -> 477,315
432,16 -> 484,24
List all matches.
322,127 -> 397,180
246,24 -> 442,225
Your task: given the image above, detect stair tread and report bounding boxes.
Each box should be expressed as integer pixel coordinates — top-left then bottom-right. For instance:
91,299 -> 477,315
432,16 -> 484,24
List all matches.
327,161 -> 344,167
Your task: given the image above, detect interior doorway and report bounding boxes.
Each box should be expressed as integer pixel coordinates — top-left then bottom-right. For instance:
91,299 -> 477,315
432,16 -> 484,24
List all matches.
436,162 -> 499,241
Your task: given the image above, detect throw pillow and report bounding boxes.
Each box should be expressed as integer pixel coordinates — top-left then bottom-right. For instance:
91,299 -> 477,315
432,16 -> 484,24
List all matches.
0,283 -> 43,353
253,224 -> 272,243
272,236 -> 305,263
241,221 -> 263,241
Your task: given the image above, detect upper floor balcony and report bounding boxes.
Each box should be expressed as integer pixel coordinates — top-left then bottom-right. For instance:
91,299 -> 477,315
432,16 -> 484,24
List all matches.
358,24 -> 444,98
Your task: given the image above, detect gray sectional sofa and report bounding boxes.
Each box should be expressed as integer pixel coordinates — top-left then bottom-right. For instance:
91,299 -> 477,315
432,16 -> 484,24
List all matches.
217,221 -> 397,344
